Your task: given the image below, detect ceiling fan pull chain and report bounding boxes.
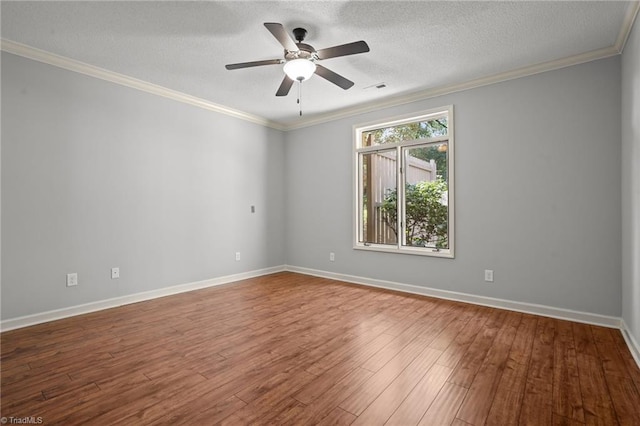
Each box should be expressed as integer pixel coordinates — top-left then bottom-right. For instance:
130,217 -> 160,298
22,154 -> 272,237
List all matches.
298,81 -> 303,116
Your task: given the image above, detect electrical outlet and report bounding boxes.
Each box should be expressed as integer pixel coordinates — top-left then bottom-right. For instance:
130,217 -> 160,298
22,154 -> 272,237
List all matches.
66,273 -> 78,287
251,205 -> 255,213
235,252 -> 241,261
329,252 -> 335,262
111,267 -> 120,279
484,269 -> 494,282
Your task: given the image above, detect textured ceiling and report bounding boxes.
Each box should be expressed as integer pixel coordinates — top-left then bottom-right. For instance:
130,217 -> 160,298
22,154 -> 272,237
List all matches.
1,1 -> 636,128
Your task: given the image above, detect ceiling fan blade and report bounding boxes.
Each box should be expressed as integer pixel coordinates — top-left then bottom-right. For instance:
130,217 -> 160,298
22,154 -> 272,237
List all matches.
314,64 -> 354,90
225,59 -> 282,70
264,22 -> 298,52
276,75 -> 294,96
316,40 -> 370,60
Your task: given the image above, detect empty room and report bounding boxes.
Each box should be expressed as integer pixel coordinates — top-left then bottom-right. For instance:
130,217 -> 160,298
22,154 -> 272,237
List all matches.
2,1 -> 640,425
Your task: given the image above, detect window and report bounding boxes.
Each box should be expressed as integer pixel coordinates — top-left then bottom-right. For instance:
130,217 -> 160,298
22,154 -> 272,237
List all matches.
354,106 -> 454,257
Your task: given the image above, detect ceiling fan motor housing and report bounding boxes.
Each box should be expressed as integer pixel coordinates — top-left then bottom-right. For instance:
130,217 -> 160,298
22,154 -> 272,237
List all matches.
285,28 -> 317,61
292,27 -> 307,42
285,44 -> 317,61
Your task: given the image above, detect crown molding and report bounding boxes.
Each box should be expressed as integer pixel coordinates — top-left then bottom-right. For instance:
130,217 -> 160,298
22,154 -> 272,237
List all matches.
279,1 -> 640,130
616,1 -> 640,52
282,44 -> 620,131
3,0 -> 637,134
0,39 -> 286,131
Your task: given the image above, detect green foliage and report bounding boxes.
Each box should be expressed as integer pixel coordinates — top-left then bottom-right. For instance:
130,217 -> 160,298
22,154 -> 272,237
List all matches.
366,119 -> 449,181
381,179 -> 449,248
367,119 -> 447,145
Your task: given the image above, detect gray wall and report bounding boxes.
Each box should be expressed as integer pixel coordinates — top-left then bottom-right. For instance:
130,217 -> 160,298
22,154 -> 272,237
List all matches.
285,56 -> 622,316
0,50 -> 626,322
1,52 -> 286,319
622,17 -> 640,344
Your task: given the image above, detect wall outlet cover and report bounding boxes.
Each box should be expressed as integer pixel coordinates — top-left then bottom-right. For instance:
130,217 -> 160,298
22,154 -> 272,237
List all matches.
66,273 -> 78,287
484,269 -> 494,282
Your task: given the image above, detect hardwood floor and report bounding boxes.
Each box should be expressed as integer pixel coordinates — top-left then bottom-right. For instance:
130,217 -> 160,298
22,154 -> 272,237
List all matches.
2,272 -> 639,425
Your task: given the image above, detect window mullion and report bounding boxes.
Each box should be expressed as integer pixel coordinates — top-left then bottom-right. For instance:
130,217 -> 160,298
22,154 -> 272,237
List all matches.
397,146 -> 404,250
357,153 -> 364,243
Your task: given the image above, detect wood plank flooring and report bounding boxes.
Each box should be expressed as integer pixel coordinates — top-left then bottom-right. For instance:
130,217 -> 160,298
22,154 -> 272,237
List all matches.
2,272 -> 639,425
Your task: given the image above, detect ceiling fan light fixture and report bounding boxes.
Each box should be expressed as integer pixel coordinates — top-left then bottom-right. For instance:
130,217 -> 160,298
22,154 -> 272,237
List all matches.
283,59 -> 316,82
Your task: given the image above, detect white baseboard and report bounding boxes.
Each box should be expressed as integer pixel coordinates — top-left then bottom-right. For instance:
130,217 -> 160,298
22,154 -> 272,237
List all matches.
284,265 -> 622,329
0,265 -> 286,332
3,264 -> 634,369
621,320 -> 640,368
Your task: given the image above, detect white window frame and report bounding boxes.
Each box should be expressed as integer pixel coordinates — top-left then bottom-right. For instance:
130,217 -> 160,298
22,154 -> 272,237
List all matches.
353,105 -> 455,258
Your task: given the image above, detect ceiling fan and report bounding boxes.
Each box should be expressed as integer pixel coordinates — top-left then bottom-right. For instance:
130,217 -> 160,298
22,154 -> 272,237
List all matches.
225,23 -> 370,97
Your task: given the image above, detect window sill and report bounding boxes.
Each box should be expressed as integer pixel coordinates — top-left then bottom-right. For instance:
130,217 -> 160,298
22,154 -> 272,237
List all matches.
353,244 -> 454,259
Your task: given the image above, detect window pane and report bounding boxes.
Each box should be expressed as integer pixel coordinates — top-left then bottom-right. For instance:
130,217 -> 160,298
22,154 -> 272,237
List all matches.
402,143 -> 449,249
361,116 -> 448,147
355,106 -> 454,257
360,150 -> 398,245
